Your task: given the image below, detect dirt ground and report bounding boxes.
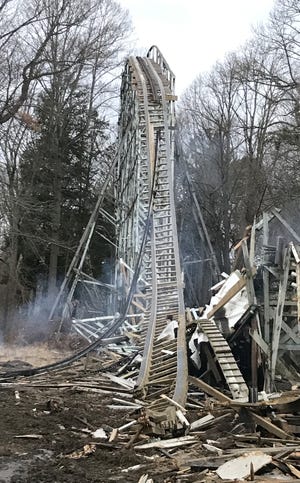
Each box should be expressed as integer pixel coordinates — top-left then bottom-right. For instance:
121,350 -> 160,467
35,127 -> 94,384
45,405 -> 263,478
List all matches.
0,346 -> 181,483
1,345 -> 298,483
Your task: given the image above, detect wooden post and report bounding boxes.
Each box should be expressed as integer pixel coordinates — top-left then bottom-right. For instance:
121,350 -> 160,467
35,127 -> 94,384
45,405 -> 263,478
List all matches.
271,246 -> 291,385
296,256 -> 300,334
262,212 -> 271,392
242,240 -> 258,402
250,317 -> 258,403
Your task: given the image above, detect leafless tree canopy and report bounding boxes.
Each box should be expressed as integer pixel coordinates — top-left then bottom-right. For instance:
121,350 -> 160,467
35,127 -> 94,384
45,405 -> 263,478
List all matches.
0,0 -> 131,124
0,0 -> 131,339
178,0 -> 300,272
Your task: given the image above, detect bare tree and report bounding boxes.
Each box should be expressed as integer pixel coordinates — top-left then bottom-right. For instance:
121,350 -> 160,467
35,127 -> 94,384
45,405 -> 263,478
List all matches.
0,0 -> 130,125
179,56 -> 241,271
0,0 -> 131,339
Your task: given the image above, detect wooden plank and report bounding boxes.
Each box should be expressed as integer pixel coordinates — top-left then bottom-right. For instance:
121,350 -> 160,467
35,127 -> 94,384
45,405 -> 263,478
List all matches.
250,412 -> 294,440
279,344 -> 300,350
286,463 -> 300,479
134,436 -> 197,449
249,328 -> 269,355
242,240 -> 259,401
233,434 -> 298,444
281,320 -> 300,344
188,376 -> 295,440
216,452 -> 272,480
263,212 -> 271,348
176,409 -> 190,427
227,446 -> 300,456
271,246 -> 291,383
202,344 -> 222,382
266,266 -> 279,278
160,394 -> 187,413
188,376 -> 232,403
190,414 -> 215,430
249,221 -> 256,267
242,240 -> 256,305
206,277 -> 246,319
297,260 -> 300,332
131,299 -> 146,312
291,242 -> 300,264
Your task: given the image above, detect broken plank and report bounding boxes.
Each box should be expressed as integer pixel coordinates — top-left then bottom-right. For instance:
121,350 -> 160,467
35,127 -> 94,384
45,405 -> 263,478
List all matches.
105,374 -> 135,389
190,414 -> 215,431
216,451 -> 272,480
188,376 -> 295,440
107,405 -> 138,410
160,394 -> 187,413
188,376 -> 231,403
176,410 -> 190,427
206,277 -> 246,319
286,463 -> 300,479
233,434 -> 298,445
134,436 -> 197,449
225,446 -> 300,456
184,447 -> 300,469
249,328 -> 269,355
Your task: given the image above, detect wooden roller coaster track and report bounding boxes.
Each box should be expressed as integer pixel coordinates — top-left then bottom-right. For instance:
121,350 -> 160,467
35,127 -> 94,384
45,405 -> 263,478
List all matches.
116,46 -> 188,430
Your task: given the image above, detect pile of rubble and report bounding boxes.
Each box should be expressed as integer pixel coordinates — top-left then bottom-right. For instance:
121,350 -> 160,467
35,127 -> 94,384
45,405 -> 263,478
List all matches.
0,348 -> 299,482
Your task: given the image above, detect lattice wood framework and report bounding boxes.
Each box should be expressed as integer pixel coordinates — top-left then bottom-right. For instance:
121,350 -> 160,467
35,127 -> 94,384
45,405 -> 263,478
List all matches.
115,47 -> 188,422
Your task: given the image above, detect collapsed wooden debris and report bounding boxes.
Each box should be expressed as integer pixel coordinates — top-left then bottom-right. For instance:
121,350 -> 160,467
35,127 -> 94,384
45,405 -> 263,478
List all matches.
0,210 -> 299,478
1,352 -> 299,481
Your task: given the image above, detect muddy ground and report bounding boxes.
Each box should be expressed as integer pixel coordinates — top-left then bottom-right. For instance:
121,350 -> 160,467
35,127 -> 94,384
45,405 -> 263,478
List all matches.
0,346 -> 185,483
1,345 -> 298,483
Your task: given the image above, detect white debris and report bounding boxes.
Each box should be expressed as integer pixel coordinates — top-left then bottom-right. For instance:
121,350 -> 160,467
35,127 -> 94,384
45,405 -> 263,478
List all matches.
92,428 -> 107,439
157,320 -> 178,340
216,451 -> 272,480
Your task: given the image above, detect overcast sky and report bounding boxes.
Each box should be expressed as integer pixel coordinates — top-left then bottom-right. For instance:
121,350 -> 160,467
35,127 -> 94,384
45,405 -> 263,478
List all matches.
118,0 -> 275,96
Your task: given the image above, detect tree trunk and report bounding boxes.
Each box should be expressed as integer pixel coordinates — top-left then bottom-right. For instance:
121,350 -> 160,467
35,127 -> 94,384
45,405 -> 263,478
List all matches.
3,210 -> 19,343
47,161 -> 62,301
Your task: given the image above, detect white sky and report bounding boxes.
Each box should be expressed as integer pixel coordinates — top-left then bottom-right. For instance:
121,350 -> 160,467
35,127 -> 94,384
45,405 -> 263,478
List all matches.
118,0 -> 275,96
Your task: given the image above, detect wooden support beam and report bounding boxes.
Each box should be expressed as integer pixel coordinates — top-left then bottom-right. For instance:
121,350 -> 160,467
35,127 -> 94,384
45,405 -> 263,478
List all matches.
250,412 -> 294,440
206,276 -> 246,319
249,220 -> 256,266
249,328 -> 269,355
242,240 -> 261,401
271,246 -> 291,383
242,240 -> 256,305
202,344 -> 222,383
189,376 -> 231,403
279,344 -> 300,350
188,376 -> 294,440
296,254 -> 300,332
291,242 -> 300,264
281,320 -> 300,344
263,212 -> 271,347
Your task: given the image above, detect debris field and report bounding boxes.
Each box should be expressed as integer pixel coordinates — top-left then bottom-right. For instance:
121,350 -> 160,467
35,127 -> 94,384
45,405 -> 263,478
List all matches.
0,348 -> 299,483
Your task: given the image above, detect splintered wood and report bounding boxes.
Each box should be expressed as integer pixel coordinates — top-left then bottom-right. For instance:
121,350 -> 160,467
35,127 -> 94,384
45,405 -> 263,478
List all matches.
1,347 -> 300,482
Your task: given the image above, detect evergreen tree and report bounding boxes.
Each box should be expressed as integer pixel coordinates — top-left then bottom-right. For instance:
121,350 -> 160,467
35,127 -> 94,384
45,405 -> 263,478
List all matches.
18,82 -> 112,299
